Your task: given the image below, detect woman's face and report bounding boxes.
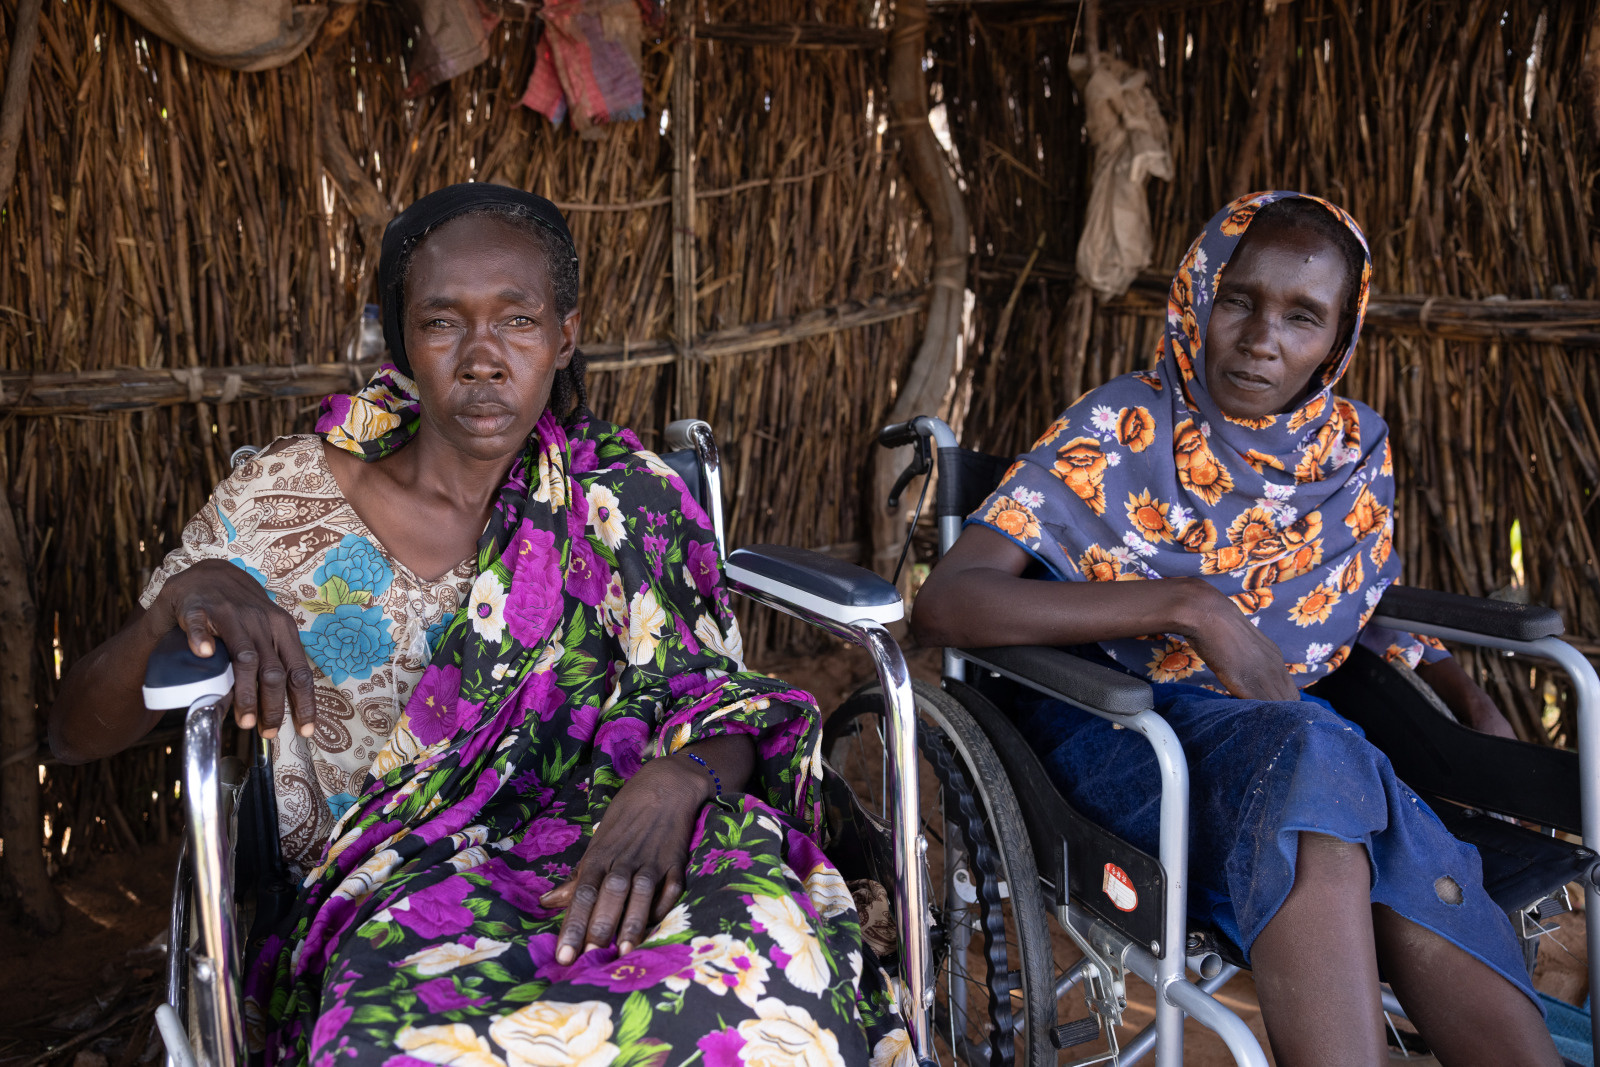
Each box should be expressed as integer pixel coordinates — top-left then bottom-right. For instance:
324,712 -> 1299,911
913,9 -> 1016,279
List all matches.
1203,223 -> 1350,421
402,213 -> 579,461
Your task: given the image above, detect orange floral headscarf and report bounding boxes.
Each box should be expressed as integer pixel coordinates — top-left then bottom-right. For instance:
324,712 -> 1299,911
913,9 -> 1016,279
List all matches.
972,192 -> 1424,689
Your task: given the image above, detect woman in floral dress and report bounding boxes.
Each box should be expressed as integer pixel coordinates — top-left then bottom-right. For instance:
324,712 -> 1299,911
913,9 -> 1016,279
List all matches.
913,193 -> 1558,1066
52,184 -> 909,1066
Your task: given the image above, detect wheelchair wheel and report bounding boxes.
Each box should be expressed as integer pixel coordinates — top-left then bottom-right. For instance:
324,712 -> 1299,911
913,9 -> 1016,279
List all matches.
824,678 -> 1054,1067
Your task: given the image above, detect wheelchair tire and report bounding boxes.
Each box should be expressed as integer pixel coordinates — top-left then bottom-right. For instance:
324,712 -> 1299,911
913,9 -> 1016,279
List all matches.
824,678 -> 1055,1067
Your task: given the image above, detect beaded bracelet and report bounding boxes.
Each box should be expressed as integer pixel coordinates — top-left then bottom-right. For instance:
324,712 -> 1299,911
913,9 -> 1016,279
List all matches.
684,752 -> 722,798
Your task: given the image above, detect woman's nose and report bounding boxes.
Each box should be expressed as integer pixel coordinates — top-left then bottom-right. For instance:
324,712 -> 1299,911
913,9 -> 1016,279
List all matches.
457,325 -> 509,381
1236,314 -> 1277,360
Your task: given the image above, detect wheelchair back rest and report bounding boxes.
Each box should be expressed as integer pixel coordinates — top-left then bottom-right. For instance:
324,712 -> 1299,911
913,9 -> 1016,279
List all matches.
934,447 -> 1014,538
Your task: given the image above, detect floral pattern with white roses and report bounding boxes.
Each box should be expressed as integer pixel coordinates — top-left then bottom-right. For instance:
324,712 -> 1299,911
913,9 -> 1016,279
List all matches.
241,398 -> 911,1066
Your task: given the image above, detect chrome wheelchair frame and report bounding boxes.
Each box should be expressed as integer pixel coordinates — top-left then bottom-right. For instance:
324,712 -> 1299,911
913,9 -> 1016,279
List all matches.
147,419 -> 937,1067
892,412 -> 1600,1066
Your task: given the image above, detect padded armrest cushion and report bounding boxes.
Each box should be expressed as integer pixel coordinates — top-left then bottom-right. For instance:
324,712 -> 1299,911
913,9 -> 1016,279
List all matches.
143,627 -> 234,710
727,544 -> 902,625
1374,586 -> 1564,642
957,645 -> 1154,717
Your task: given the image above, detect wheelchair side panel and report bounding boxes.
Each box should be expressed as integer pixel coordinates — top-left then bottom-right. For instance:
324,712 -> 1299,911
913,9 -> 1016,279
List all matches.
945,676 -> 1168,955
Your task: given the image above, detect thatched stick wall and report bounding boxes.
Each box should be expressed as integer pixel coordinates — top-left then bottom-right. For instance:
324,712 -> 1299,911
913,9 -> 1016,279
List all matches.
0,0 -> 931,878
943,0 -> 1600,741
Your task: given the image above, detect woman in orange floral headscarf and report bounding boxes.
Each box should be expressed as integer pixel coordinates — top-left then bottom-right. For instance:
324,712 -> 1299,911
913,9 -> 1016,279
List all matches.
917,194 -> 1558,1066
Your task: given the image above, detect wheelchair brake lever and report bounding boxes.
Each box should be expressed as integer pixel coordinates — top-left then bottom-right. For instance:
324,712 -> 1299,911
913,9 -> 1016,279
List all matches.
885,433 -> 932,512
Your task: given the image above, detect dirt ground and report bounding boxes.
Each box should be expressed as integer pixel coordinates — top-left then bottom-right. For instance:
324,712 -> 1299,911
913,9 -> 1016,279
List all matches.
0,639 -> 1591,1065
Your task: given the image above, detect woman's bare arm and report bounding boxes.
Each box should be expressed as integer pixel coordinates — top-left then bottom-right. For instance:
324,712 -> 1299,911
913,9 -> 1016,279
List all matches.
911,525 -> 1300,702
50,560 -> 317,763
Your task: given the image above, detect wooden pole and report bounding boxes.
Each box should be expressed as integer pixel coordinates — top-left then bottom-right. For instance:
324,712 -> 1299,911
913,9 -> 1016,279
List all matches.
872,0 -> 972,586
671,0 -> 700,418
0,0 -> 42,209
0,0 -> 61,935
1230,3 -> 1292,199
0,457 -> 62,934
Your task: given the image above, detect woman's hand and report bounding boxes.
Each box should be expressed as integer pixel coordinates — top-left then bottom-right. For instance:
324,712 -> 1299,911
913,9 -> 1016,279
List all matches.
149,560 -> 317,739
1176,579 -> 1301,703
542,732 -> 754,962
1413,656 -> 1517,739
540,754 -> 710,962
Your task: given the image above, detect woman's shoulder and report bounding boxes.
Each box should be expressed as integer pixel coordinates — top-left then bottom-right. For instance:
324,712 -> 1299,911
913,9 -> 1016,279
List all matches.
213,435 -> 339,504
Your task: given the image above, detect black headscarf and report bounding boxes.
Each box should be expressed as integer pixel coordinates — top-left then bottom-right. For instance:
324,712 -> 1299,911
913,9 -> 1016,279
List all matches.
378,183 -> 579,377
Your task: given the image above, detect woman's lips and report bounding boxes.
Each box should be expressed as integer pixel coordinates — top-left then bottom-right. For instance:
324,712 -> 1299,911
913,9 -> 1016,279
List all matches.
456,408 -> 517,435
1224,369 -> 1274,392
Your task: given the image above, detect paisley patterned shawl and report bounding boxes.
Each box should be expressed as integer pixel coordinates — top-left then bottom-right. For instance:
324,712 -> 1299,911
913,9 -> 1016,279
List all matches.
246,372 -> 827,1058
973,191 -> 1428,689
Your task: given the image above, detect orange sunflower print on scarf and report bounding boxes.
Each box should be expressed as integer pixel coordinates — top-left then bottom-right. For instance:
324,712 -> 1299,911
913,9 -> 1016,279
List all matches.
968,192 -> 1439,690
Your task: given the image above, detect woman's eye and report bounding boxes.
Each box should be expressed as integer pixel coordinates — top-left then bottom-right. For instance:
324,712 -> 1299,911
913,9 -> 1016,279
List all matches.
510,315 -> 534,326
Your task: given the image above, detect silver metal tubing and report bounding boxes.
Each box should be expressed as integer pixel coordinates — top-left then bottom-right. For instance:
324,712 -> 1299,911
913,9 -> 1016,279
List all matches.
182,695 -> 244,1067
1369,620 -> 1600,1059
861,623 -> 935,1062
727,579 -> 933,1060
1117,940 -> 1264,1067
1381,987 -> 1407,1020
1054,957 -> 1092,1000
1159,967 -> 1269,1067
666,419 -> 727,562
1123,707 -> 1191,1065
1187,951 -> 1223,981
165,840 -> 190,1067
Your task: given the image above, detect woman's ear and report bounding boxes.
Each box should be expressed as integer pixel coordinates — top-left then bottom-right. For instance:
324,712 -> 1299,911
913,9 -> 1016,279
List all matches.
558,309 -> 581,369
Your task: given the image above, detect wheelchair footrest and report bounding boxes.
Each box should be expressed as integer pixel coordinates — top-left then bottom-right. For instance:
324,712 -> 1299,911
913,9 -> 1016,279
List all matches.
1051,1017 -> 1102,1049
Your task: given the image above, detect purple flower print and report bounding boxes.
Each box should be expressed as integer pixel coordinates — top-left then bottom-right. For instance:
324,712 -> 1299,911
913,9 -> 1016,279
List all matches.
678,484 -> 714,531
673,615 -> 700,656
785,829 -> 830,878
620,428 -> 645,451
480,860 -> 556,915
642,533 -> 668,577
757,714 -> 807,759
565,538 -> 609,606
308,1000 -> 353,1060
527,935 -> 692,991
698,1027 -> 745,1067
596,717 -> 651,779
415,768 -> 500,845
685,540 -> 720,597
413,976 -> 488,1013
505,523 -> 563,647
667,672 -> 716,701
569,437 -> 598,473
567,703 -> 600,743
543,861 -> 572,880
393,877 -> 475,940
404,665 -> 462,746
509,770 -> 554,807
381,1057 -> 439,1067
695,848 -> 753,876
521,669 -> 560,723
510,816 -> 583,861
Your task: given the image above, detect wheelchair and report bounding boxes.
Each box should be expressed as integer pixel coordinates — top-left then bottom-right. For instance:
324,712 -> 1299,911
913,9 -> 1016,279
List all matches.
141,419 -> 938,1067
835,413 -> 1600,1067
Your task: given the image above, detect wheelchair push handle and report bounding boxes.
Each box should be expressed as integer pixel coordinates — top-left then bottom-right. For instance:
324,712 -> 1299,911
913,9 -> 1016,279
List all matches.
876,420 -> 926,450
143,627 -> 234,711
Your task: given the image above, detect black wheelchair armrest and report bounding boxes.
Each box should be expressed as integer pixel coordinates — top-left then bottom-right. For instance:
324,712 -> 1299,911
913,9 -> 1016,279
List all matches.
1373,586 -> 1564,642
726,544 -> 903,627
143,627 -> 234,711
957,645 -> 1154,718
